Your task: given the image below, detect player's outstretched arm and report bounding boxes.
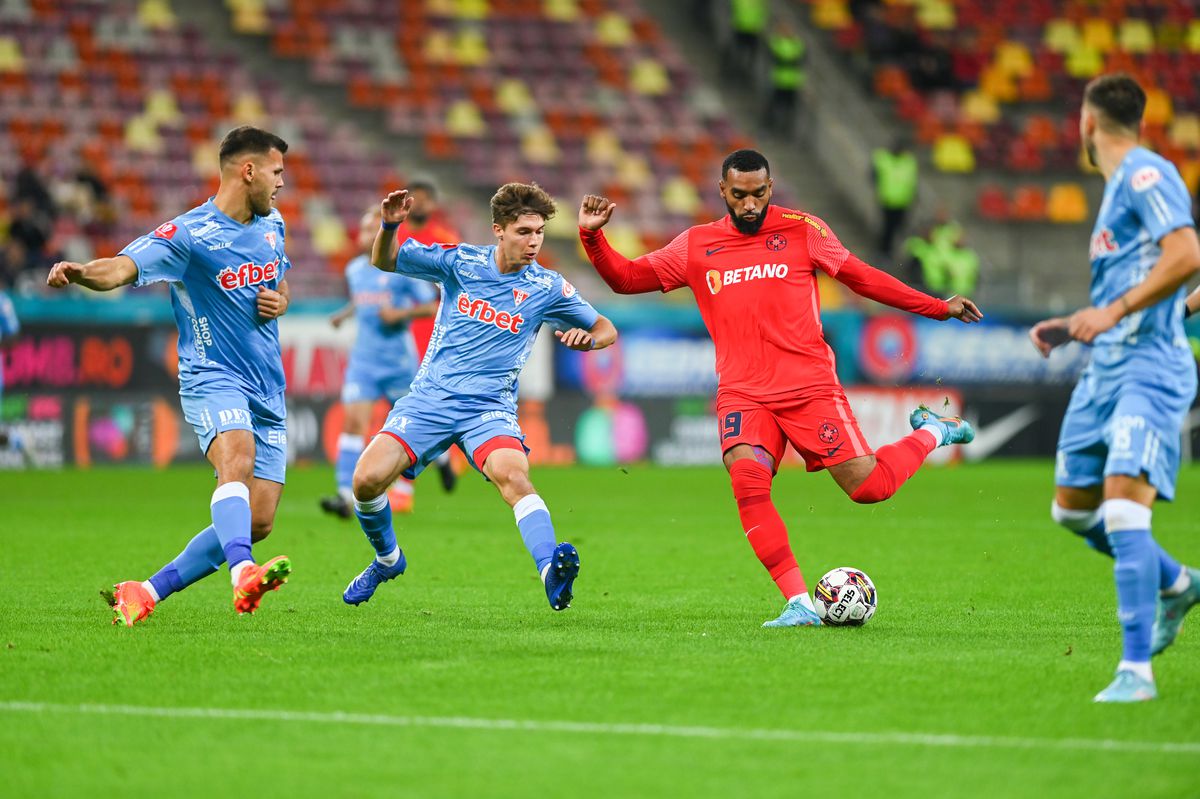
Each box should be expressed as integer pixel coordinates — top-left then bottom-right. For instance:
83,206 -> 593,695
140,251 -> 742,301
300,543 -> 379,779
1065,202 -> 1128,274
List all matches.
577,194 -> 666,295
833,254 -> 982,323
1029,316 -> 1072,358
47,256 -> 138,292
370,190 -> 414,273
1069,226 -> 1200,343
555,314 -> 617,352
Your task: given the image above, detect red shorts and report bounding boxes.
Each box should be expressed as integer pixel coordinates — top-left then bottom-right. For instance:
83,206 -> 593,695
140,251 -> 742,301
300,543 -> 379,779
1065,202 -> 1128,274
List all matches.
716,389 -> 873,472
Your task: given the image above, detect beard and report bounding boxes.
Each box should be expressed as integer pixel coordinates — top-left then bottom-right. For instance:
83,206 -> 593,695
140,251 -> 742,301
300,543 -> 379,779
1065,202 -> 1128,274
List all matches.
251,192 -> 274,217
407,210 -> 429,225
727,201 -> 769,235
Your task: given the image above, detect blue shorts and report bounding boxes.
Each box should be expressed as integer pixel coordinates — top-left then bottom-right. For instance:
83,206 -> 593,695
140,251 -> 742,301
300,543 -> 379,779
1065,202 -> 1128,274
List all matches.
179,377 -> 288,484
377,391 -> 528,479
341,360 -> 414,406
1055,368 -> 1194,500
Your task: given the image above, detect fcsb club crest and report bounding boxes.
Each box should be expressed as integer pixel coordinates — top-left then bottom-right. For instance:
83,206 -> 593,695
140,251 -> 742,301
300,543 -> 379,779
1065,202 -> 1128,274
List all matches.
705,269 -> 722,295
765,233 -> 787,251
264,231 -> 277,248
818,422 -> 840,444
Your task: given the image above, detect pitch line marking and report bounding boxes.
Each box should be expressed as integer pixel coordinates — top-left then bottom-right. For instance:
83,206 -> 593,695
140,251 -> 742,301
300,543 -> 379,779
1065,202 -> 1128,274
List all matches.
1,701 -> 1197,756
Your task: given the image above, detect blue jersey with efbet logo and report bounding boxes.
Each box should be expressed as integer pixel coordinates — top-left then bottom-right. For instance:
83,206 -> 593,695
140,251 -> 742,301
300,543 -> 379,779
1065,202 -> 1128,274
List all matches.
120,199 -> 291,398
393,239 -> 599,407
1087,146 -> 1195,381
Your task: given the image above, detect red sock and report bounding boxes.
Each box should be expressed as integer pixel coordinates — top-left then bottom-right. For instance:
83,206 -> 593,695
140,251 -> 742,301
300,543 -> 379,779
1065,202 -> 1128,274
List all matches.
729,460 -> 807,599
850,429 -> 936,504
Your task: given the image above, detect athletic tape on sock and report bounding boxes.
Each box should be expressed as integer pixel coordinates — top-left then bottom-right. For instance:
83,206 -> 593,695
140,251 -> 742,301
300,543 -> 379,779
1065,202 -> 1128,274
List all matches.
1103,499 -> 1152,533
1051,502 -> 1103,533
354,493 -> 390,514
513,494 -> 549,524
211,481 -> 250,506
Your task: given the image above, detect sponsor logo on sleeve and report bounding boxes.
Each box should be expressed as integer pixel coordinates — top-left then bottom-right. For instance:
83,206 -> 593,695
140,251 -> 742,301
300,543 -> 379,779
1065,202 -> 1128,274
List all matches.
561,280 -> 577,298
1131,166 -> 1162,192
265,231 -> 277,248
1089,228 -> 1119,260
153,222 -> 178,240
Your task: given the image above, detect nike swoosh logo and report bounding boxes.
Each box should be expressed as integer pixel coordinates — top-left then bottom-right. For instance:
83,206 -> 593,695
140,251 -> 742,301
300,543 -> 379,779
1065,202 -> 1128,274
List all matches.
962,404 -> 1039,461
825,444 -> 843,457
705,246 -> 725,256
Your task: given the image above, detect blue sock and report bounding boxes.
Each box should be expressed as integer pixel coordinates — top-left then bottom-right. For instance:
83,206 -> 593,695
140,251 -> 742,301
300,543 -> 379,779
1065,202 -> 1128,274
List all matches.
148,525 -> 224,602
1105,500 -> 1158,665
1157,545 -> 1184,592
1079,520 -> 1113,556
354,492 -> 398,559
211,482 -> 253,568
336,434 -> 363,497
514,494 -> 557,573
1053,504 -> 1113,556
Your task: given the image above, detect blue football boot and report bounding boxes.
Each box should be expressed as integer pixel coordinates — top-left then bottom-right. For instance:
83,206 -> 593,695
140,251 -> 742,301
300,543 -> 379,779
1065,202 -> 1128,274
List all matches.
1094,670 -> 1157,703
909,404 -> 975,446
544,542 -> 580,611
1151,566 -> 1200,655
762,596 -> 822,627
343,552 -> 407,606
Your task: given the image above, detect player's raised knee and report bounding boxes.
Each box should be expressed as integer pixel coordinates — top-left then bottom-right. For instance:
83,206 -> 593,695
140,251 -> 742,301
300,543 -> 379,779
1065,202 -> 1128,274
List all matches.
352,462 -> 391,501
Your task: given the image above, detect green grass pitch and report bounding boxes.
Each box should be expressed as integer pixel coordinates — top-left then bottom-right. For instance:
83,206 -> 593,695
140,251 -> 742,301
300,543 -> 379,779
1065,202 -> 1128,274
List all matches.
2,461 -> 1198,797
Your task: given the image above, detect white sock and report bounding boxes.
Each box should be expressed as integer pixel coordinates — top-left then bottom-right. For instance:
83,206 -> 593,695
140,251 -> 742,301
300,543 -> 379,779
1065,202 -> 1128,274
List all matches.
1163,566 -> 1192,597
917,424 -> 944,447
377,546 -> 401,567
435,451 -> 451,466
141,581 -> 161,603
540,563 -> 551,583
338,486 -> 355,505
1118,660 -> 1154,683
229,560 -> 253,586
787,593 -> 816,612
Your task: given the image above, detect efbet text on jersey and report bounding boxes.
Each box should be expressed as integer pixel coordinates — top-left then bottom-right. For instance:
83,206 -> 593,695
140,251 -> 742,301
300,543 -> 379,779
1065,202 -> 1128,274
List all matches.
217,258 -> 281,291
456,292 -> 524,333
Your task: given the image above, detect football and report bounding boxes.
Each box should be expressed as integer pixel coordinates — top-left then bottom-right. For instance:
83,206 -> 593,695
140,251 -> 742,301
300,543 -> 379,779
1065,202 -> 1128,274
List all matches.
813,567 -> 877,626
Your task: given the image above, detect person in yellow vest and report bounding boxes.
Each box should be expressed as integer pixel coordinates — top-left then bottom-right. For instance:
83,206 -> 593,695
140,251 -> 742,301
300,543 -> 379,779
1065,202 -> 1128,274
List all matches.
904,217 -> 979,297
762,20 -> 806,137
872,136 -> 919,262
724,0 -> 767,76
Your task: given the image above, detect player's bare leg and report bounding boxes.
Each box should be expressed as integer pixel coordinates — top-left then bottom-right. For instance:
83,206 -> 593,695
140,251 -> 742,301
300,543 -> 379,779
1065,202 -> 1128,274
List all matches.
482,444 -> 578,611
344,434 -> 412,605
830,407 -> 973,504
724,445 -> 820,627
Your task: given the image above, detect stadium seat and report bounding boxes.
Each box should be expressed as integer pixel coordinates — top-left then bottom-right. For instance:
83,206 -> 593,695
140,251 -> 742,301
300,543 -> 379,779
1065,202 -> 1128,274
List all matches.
1046,182 -> 1088,223
1117,19 -> 1155,53
1010,185 -> 1047,221
975,184 -> 1009,221
932,134 -> 975,173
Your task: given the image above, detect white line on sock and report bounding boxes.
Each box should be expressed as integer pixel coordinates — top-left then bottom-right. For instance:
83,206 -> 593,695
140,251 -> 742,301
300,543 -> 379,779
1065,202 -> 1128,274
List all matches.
0,701 -> 1196,755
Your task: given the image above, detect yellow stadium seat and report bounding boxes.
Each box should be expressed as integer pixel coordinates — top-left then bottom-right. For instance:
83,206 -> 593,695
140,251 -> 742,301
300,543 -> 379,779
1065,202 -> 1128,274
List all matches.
495,78 -> 533,115
932,134 -> 975,173
1169,115 -> 1200,150
144,88 -> 182,126
661,176 -> 701,216
1065,44 -> 1103,78
310,214 -> 347,256
995,41 -> 1033,78
586,128 -> 624,166
1043,19 -> 1079,53
1117,19 -> 1155,53
915,0 -> 954,30
1187,20 -> 1200,53
0,36 -> 24,73
138,0 -> 177,30
1143,88 -> 1173,127
1180,160 -> 1200,196
521,125 -> 560,165
630,58 -> 670,96
543,0 -> 580,22
125,115 -> 163,154
1081,18 -> 1115,52
961,90 -> 1000,124
596,12 -> 635,47
811,0 -> 851,30
1046,183 -> 1088,224
978,64 -> 1018,103
445,99 -> 485,137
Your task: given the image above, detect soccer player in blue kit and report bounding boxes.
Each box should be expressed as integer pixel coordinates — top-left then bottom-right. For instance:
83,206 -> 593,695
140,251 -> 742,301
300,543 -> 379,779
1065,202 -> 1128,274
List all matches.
47,126 -> 296,626
343,182 -> 617,610
320,205 -> 444,519
1031,74 -> 1200,701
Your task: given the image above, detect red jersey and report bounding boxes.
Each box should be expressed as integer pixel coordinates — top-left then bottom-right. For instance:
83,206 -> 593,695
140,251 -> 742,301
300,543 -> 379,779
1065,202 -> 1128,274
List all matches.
399,215 -> 460,358
581,205 -> 948,403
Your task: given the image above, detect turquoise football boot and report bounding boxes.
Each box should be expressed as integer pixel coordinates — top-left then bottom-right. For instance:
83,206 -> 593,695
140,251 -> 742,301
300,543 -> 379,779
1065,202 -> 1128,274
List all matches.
1093,670 -> 1157,703
1151,566 -> 1200,655
909,405 -> 975,446
762,596 -> 822,627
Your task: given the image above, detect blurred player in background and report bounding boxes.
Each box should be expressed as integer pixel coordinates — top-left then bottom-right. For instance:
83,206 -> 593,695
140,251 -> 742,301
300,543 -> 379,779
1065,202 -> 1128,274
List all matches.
1030,74 -> 1200,702
578,149 -> 981,628
319,205 -> 452,520
0,289 -> 19,452
342,182 -> 616,611
396,177 -> 460,359
46,126 -> 295,626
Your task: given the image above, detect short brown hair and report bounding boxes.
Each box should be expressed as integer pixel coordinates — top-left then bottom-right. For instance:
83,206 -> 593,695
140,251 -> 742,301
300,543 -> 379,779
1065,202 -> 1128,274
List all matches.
489,182 -> 556,227
219,125 -> 289,166
1083,73 -> 1146,132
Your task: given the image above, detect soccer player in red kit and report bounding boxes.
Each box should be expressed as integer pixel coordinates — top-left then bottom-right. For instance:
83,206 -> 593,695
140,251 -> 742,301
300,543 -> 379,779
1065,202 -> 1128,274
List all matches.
578,149 -> 984,627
